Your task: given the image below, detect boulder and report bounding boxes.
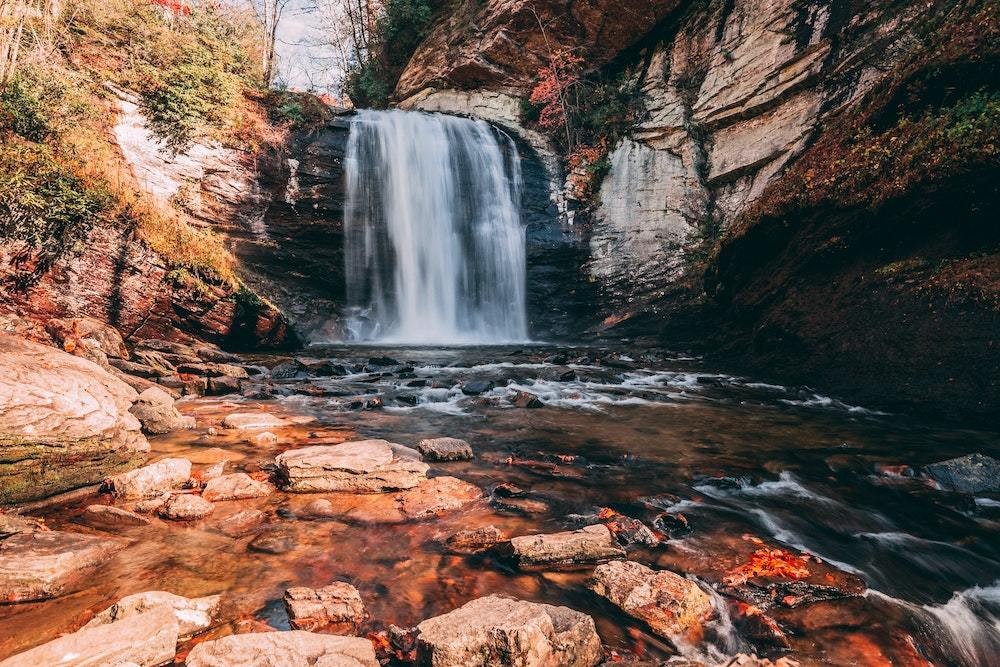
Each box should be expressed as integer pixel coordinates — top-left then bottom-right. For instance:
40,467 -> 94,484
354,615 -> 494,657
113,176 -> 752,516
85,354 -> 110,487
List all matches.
85,590 -> 221,638
79,504 -> 152,530
45,316 -> 129,362
283,582 -> 366,631
109,358 -> 161,378
0,335 -> 149,504
509,525 -> 625,568
269,359 -> 307,379
159,493 -> 214,521
416,437 -> 474,461
0,530 -> 124,602
924,454 -> 1000,493
129,386 -> 195,434
216,508 -> 267,537
415,594 -> 602,667
133,349 -> 177,373
0,604 -> 178,667
288,476 -> 481,524
249,528 -> 296,554
461,379 -> 495,396
445,525 -> 506,554
276,440 -> 429,493
184,631 -> 379,667
203,473 -> 275,502
207,375 -> 243,395
223,412 -> 290,430
589,560 -> 714,641
196,346 -> 242,363
512,391 -> 544,408
106,458 -> 192,499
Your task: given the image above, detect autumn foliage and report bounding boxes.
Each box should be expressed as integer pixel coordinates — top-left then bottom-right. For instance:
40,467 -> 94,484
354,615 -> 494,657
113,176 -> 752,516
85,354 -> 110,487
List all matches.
724,536 -> 814,586
529,50 -> 583,133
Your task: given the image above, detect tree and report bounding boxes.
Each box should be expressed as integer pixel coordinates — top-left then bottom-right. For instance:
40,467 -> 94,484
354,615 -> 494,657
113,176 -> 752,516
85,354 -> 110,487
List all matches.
250,0 -> 294,86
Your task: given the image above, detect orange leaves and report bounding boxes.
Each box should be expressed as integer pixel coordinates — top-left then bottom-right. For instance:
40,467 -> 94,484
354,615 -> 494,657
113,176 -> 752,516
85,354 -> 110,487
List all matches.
529,50 -> 583,132
597,507 -> 621,520
724,536 -> 814,586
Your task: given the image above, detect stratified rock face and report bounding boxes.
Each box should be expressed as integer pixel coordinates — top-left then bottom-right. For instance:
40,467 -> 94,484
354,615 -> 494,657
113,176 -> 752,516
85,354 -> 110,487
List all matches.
0,335 -> 149,504
394,0 -> 680,100
276,440 -> 430,493
0,605 -> 179,667
509,524 -> 626,568
588,0 -> 925,307
414,594 -> 603,667
0,530 -> 125,602
589,560 -> 714,641
184,631 -> 379,667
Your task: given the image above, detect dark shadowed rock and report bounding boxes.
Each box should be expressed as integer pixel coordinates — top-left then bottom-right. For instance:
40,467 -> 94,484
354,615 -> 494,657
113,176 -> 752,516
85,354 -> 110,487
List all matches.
924,454 -> 1000,493
512,390 -> 544,408
269,359 -> 307,379
415,594 -> 602,667
416,437 -> 474,461
461,379 -> 495,396
589,560 -> 714,641
207,375 -> 243,395
509,524 -> 625,568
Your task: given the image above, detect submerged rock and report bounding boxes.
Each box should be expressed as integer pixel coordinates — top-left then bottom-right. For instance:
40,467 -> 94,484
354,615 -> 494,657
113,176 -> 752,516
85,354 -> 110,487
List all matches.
589,560 -> 714,641
129,386 -> 195,435
508,524 -> 625,568
248,527 -> 296,554
79,504 -> 152,530
215,508 -> 267,537
0,335 -> 149,504
445,525 -> 506,553
924,453 -> 1000,493
461,379 -> 495,396
284,582 -> 366,631
415,594 -> 602,667
184,631 -> 379,667
0,604 -> 178,667
0,530 -> 124,602
158,493 -> 214,521
511,390 -> 544,408
85,590 -> 221,638
106,458 -> 192,500
202,473 -> 275,502
276,440 -> 429,493
222,412 -> 290,430
416,437 -> 474,461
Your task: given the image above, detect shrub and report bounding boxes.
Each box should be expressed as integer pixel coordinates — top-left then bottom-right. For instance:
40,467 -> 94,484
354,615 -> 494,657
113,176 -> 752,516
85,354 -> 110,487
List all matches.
0,78 -> 50,142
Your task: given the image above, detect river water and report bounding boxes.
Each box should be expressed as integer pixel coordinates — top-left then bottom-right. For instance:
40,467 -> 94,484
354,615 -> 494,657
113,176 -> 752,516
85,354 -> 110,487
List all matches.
1,345 -> 997,665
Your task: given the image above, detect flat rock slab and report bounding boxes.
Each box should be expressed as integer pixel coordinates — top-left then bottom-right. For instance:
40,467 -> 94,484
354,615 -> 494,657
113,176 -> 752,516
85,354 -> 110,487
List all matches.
223,412 -> 290,430
0,605 -> 178,667
203,473 -> 275,501
292,476 -> 482,524
924,453 -> 1000,493
215,508 -> 267,537
445,525 -> 506,554
284,582 -> 366,631
416,437 -> 473,461
85,589 -> 220,638
79,504 -> 151,531
589,560 -> 714,641
0,530 -> 125,602
106,458 -> 191,499
159,494 -> 214,521
509,524 -> 625,569
415,594 -> 602,667
184,631 -> 379,667
277,440 -> 429,493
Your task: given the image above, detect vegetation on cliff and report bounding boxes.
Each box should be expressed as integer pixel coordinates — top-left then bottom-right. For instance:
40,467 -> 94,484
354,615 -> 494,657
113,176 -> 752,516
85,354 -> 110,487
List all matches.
0,0 -> 280,296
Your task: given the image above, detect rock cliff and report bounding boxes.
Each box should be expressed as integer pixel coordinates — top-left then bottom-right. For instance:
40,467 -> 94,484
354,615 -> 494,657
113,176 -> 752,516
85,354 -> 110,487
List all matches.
393,0 -> 999,419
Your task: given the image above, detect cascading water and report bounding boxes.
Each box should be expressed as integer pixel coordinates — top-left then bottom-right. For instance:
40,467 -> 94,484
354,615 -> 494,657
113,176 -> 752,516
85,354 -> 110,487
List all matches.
344,109 -> 528,344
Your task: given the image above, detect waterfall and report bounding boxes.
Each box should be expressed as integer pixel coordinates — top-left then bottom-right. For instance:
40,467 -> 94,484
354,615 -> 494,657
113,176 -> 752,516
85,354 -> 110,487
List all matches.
344,109 -> 528,344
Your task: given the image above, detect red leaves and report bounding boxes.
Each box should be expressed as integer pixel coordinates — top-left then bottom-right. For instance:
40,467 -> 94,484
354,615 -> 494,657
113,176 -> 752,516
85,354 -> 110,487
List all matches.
724,535 -> 813,586
529,50 -> 583,132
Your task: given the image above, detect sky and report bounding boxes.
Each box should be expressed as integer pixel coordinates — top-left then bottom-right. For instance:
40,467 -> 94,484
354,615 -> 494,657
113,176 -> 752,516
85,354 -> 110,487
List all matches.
272,0 -> 343,93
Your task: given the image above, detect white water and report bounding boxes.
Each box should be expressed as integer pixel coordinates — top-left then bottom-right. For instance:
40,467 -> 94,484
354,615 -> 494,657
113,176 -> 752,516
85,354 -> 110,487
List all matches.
344,109 -> 528,344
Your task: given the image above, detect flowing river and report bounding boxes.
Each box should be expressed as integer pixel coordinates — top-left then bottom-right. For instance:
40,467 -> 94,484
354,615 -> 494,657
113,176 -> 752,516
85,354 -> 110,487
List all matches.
2,345 -> 998,665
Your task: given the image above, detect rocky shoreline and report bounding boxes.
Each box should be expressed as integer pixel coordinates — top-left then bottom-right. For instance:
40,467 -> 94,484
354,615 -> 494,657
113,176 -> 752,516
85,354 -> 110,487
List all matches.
1,318 -> 998,665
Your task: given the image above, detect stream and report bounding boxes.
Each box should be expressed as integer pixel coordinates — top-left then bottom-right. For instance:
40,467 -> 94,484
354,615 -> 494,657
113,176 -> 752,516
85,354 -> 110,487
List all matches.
2,345 -> 998,665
